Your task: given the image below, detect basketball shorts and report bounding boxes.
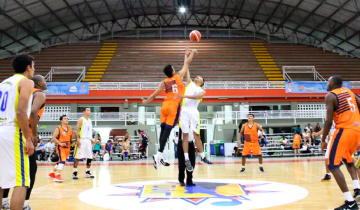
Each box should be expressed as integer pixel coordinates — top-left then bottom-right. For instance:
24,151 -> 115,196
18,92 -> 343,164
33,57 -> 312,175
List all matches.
74,139 -> 93,159
56,145 -> 70,164
327,128 -> 360,169
161,100 -> 181,128
0,126 -> 30,188
242,142 -> 262,157
180,107 -> 200,135
139,141 -> 148,152
293,141 -> 300,149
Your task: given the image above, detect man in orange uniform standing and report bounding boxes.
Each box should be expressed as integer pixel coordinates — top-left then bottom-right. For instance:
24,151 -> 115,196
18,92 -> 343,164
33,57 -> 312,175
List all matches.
142,47 -> 197,169
48,115 -> 73,182
238,114 -> 265,174
322,76 -> 360,210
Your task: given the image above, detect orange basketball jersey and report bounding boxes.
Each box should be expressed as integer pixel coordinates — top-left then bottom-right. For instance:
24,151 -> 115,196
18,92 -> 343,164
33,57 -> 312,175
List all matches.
293,134 -> 301,144
57,125 -> 72,145
331,87 -> 360,130
32,88 -> 45,122
164,74 -> 185,103
243,122 -> 259,143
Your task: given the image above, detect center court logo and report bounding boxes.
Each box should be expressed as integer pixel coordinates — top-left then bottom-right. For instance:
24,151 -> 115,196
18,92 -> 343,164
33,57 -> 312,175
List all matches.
78,179 -> 308,210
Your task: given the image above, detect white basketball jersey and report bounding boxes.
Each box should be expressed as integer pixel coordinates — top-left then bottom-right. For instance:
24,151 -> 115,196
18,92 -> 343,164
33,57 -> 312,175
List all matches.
0,74 -> 32,127
80,117 -> 92,139
182,82 -> 203,108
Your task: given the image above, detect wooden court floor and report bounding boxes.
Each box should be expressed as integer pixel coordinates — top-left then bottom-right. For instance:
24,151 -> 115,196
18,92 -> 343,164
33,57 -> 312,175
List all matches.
10,157 -> 357,210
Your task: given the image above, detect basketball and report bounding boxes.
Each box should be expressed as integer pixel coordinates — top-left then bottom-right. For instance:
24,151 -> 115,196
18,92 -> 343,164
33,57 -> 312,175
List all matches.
189,30 -> 201,42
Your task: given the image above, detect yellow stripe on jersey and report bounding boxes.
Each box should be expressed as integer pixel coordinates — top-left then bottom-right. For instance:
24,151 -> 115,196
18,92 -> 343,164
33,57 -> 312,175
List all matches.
14,75 -> 26,128
15,127 -> 29,187
74,145 -> 79,159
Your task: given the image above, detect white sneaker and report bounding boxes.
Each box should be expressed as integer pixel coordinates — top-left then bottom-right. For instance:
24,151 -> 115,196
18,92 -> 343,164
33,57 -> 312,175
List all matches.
23,205 -> 32,210
2,200 -> 10,210
158,153 -> 170,166
152,154 -> 159,170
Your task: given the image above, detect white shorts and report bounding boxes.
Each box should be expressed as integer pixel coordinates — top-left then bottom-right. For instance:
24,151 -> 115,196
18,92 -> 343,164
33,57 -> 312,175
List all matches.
0,126 -> 30,188
180,107 -> 200,135
75,139 -> 93,159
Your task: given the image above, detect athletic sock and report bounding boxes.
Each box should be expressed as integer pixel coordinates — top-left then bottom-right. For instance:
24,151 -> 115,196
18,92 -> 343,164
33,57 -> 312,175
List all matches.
242,166 -> 245,169
259,164 -> 263,167
200,152 -> 205,159
24,200 -> 29,206
353,180 -> 360,189
2,198 -> 8,203
73,168 -> 78,173
86,168 -> 90,173
184,153 -> 189,160
344,191 -> 355,201
326,173 -> 331,175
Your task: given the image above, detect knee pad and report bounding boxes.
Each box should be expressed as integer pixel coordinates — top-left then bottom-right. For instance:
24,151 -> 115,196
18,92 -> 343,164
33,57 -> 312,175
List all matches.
86,158 -> 92,166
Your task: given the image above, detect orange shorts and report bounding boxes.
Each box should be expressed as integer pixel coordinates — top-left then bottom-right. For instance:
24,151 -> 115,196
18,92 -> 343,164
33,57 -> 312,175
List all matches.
242,142 -> 262,157
56,145 -> 70,164
161,100 -> 181,127
293,141 -> 300,149
327,128 -> 360,169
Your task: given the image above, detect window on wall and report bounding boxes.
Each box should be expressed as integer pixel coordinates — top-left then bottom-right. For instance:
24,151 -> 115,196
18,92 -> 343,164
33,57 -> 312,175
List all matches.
198,105 -> 207,112
146,106 -> 156,112
100,107 -> 119,112
77,107 -> 96,112
250,106 -> 271,111
213,105 -> 223,111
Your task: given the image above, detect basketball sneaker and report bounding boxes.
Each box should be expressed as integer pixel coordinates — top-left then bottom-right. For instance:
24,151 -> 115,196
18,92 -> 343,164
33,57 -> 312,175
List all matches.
259,167 -> 265,173
185,160 -> 193,172
159,153 -> 170,166
239,168 -> 245,173
152,154 -> 159,170
200,157 -> 213,165
85,171 -> 95,178
48,172 -> 56,178
54,174 -> 63,182
321,174 -> 331,182
72,172 -> 78,180
354,189 -> 360,203
2,199 -> 10,210
23,205 -> 32,210
334,200 -> 358,210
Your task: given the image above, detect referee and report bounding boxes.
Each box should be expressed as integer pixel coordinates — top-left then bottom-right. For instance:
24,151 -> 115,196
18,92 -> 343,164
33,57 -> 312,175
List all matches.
178,128 -> 196,186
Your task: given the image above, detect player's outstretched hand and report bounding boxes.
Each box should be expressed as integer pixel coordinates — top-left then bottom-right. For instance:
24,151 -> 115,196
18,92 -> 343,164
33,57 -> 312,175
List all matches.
321,142 -> 327,155
142,99 -> 148,105
26,137 -> 35,156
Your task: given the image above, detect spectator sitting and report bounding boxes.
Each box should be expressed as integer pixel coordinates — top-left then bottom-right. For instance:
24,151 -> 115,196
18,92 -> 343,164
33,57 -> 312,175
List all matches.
305,123 -> 313,132
280,135 -> 289,146
314,123 -> 322,132
302,129 -> 312,147
103,140 -> 113,161
294,125 -> 302,134
259,135 -> 268,147
45,140 -> 56,162
93,140 -> 101,160
122,138 -> 130,161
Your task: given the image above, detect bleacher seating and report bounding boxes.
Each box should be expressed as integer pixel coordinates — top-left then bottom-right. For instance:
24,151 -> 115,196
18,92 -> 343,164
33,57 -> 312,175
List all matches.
1,39 -> 360,82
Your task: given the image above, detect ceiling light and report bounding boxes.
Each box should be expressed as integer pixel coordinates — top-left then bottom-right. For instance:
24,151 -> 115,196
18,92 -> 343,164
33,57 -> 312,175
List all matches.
179,6 -> 186,13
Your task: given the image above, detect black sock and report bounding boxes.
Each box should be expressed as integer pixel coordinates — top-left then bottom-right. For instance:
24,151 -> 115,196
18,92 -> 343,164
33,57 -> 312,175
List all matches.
159,126 -> 172,152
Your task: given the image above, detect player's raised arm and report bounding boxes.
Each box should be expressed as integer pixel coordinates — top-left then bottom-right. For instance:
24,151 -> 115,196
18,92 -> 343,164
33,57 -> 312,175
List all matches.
257,124 -> 264,136
178,48 -> 198,79
18,79 -> 35,155
142,82 -> 165,104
